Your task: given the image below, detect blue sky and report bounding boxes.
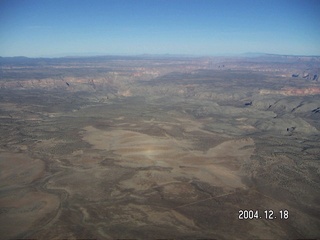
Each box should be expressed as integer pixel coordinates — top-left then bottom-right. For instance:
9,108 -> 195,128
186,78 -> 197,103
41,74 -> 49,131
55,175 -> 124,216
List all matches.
0,0 -> 319,57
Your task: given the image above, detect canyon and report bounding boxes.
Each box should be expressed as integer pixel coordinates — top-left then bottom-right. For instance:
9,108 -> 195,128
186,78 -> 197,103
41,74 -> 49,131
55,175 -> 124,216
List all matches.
0,54 -> 319,239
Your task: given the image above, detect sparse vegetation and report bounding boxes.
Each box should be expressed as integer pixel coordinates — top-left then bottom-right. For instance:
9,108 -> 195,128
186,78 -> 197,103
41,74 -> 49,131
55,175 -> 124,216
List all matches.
0,55 -> 319,239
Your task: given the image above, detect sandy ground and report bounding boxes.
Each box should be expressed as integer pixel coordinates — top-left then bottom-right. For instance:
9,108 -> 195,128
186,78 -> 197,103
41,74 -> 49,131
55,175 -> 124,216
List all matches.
0,152 -> 45,188
82,125 -> 254,192
0,153 -> 60,239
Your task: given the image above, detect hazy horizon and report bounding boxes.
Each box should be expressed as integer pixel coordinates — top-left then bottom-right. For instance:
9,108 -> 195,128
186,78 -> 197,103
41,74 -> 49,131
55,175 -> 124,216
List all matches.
2,52 -> 320,59
1,0 -> 320,57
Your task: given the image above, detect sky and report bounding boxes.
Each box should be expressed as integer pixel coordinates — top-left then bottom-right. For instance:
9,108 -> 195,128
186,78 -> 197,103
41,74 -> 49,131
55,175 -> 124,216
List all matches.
0,0 -> 320,57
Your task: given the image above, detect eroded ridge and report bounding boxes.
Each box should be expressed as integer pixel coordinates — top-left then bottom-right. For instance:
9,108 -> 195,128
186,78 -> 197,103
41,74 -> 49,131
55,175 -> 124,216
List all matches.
0,55 -> 319,239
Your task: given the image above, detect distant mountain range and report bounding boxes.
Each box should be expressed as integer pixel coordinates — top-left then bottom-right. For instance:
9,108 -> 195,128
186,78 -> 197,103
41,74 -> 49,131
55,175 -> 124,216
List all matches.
1,52 -> 320,60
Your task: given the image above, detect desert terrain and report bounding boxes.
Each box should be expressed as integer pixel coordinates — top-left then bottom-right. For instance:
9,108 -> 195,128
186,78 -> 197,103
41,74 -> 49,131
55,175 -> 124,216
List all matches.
0,54 -> 319,239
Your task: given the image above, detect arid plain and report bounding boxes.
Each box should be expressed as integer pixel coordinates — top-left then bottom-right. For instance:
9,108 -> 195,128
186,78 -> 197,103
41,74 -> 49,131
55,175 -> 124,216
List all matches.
0,55 -> 319,239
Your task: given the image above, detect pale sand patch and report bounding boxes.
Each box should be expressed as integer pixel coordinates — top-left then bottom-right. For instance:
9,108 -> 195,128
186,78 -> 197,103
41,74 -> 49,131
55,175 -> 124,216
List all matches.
0,190 -> 60,239
114,116 -> 125,120
239,125 -> 256,130
121,204 -> 198,230
71,149 -> 84,156
206,138 -> 254,158
175,117 -> 205,132
82,126 -> 190,160
35,138 -> 67,148
142,116 -> 206,133
82,126 -> 255,190
119,170 -> 180,191
0,152 -> 59,239
0,152 -> 45,188
236,118 -> 248,121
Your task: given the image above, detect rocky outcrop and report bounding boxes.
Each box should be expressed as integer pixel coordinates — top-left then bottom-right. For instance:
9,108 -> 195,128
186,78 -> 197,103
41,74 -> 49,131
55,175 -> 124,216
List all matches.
254,116 -> 317,135
260,87 -> 320,96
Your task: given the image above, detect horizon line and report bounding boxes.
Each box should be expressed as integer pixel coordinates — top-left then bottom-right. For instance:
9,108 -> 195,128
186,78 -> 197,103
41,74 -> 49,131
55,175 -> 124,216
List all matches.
1,52 -> 320,59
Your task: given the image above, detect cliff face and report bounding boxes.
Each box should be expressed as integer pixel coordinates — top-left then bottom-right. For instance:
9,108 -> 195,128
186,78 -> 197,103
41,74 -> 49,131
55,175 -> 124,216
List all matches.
0,76 -> 120,92
260,87 -> 320,96
0,55 -> 319,99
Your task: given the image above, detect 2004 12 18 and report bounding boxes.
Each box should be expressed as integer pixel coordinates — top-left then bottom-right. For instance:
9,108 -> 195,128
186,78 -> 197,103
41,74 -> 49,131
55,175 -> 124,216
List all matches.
238,209 -> 289,220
